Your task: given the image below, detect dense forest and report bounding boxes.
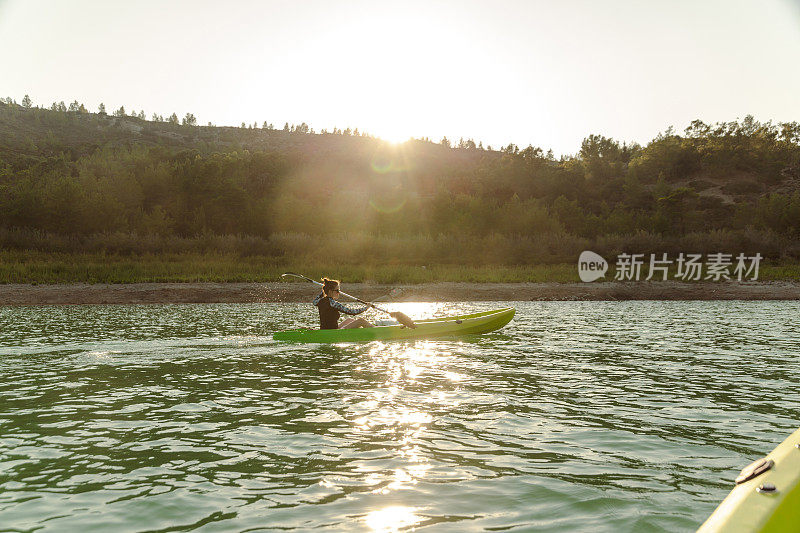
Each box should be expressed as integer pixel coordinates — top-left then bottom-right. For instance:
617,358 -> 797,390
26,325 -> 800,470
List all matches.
1,96 -> 800,266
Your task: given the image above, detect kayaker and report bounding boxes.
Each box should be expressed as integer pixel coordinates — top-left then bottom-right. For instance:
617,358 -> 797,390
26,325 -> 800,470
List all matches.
313,278 -> 374,329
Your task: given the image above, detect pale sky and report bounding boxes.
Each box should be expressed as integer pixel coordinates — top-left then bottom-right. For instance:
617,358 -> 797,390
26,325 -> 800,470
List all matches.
1,0 -> 799,154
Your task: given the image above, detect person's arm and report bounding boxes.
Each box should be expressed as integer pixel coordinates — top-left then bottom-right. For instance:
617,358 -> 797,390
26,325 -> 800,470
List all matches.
329,299 -> 370,315
312,291 -> 324,306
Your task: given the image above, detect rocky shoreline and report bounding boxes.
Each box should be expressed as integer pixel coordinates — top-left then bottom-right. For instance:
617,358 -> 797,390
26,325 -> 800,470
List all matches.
1,281 -> 800,305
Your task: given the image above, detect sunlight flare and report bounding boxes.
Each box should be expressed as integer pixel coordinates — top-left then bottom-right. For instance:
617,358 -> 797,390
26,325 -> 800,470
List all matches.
365,506 -> 422,532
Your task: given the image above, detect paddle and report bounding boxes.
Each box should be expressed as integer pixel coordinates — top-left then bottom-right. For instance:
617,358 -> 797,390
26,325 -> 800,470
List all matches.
280,272 -> 417,329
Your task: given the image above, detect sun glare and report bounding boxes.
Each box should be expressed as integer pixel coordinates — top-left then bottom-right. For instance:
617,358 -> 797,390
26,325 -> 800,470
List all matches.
305,7 -> 501,148
365,506 -> 422,532
379,130 -> 412,145
371,119 -> 414,144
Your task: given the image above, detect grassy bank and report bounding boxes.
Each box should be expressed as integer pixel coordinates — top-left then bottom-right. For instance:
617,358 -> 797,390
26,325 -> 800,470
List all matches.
2,250 -> 799,284
0,250 -> 579,284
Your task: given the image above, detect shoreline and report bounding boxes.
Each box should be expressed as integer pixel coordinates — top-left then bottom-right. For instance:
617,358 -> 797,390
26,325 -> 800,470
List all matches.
1,281 -> 800,305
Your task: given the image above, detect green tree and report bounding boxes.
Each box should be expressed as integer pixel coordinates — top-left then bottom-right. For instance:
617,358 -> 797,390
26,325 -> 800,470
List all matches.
113,106 -> 126,117
168,113 -> 179,124
21,94 -> 31,108
579,134 -> 627,181
182,113 -> 197,126
98,103 -> 106,115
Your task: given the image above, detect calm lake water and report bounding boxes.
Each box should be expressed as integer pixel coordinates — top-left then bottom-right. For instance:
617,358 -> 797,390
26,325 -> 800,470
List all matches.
1,301 -> 798,532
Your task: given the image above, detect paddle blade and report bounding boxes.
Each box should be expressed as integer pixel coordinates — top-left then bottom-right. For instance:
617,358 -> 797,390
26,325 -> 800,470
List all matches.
390,311 -> 417,329
281,272 -> 317,284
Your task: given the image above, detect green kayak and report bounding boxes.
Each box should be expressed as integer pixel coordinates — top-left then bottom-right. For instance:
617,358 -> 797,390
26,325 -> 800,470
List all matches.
273,307 -> 515,343
698,427 -> 800,532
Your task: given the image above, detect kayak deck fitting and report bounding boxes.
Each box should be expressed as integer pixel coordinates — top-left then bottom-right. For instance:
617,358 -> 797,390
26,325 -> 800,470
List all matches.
273,307 -> 515,343
698,427 -> 800,532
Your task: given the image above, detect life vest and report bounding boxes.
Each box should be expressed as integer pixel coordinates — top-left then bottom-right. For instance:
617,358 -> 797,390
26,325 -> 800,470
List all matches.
316,296 -> 340,329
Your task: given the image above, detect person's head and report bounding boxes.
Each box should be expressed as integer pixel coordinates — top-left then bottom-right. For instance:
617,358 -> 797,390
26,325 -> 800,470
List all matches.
322,277 -> 340,299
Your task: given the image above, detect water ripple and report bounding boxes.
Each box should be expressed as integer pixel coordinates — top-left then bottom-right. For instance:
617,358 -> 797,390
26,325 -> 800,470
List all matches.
0,301 -> 798,532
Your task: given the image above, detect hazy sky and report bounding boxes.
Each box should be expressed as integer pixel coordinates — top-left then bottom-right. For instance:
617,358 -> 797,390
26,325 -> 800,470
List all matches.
2,0 -> 799,154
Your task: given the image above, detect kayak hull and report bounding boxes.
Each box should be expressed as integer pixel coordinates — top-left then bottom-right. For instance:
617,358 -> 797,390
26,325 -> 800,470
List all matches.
273,307 -> 515,343
698,427 -> 800,532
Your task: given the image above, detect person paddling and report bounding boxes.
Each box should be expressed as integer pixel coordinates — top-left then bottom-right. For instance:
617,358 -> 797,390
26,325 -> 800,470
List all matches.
313,278 -> 374,329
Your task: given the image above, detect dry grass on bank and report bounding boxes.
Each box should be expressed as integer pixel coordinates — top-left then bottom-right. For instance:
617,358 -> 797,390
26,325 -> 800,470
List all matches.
1,250 -> 799,284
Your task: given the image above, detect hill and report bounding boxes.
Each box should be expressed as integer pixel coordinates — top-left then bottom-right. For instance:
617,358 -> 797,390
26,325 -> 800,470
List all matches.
1,98 -> 800,281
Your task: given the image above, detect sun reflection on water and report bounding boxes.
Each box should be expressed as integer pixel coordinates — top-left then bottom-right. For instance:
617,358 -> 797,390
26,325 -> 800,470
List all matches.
364,506 -> 422,532
384,302 -> 446,321
350,329 -> 462,528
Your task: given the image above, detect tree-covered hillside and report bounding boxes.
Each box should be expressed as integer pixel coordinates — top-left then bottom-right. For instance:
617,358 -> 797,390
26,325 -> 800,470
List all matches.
2,97 -> 800,266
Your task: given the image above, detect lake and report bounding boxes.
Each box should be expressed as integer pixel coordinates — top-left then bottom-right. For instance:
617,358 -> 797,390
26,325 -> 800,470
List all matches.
1,301 -> 798,532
